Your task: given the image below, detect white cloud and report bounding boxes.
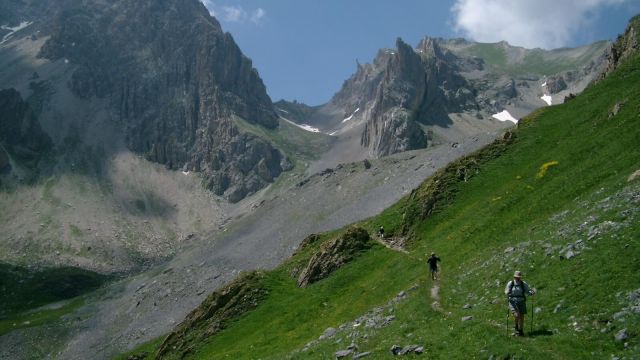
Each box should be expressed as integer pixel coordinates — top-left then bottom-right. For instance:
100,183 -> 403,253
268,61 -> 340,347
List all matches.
201,0 -> 216,16
250,8 -> 266,24
200,2 -> 266,25
452,0 -> 627,49
222,5 -> 246,22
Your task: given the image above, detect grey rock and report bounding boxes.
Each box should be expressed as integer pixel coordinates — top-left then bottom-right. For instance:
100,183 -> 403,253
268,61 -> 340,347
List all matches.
335,349 -> 353,358
390,344 -> 424,355
565,250 -> 576,260
390,345 -> 402,355
0,89 -> 52,168
615,329 -> 629,342
553,302 -> 564,313
613,310 -> 629,320
599,17 -> 640,80
37,0 -> 286,202
321,327 -> 337,340
297,228 -> 371,287
353,352 -> 372,359
462,316 -> 473,322
545,75 -> 568,94
463,304 -> 472,309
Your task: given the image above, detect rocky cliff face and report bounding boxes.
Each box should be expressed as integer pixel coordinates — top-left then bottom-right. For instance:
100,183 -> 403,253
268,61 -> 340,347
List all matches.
300,36 -> 608,159
326,38 -> 477,157
296,227 -> 371,287
30,0 -> 288,201
156,271 -> 268,359
0,88 -> 51,170
600,15 -> 640,80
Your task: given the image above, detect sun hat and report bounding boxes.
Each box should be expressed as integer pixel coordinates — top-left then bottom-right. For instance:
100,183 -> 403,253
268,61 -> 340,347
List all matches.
513,270 -> 522,278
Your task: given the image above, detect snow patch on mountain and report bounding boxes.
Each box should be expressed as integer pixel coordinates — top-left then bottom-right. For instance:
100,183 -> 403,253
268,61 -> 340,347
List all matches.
492,110 -> 518,123
541,94 -> 552,106
342,108 -> 360,123
281,117 -> 321,133
1,21 -> 33,44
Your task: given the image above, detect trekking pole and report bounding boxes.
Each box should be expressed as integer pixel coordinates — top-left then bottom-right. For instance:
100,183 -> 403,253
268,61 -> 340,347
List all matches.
530,293 -> 534,334
506,299 -> 510,337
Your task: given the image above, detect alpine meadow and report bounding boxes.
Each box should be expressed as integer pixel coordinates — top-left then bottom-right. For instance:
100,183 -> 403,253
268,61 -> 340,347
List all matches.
0,1 -> 638,359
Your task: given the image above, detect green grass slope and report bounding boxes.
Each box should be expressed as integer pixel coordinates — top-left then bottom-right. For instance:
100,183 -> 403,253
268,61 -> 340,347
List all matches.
461,41 -> 609,76
120,40 -> 640,360
0,264 -> 110,336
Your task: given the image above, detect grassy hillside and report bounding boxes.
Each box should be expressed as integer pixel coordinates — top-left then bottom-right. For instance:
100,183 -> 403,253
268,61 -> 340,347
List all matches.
0,264 -> 110,336
461,41 -> 609,76
120,41 -> 640,360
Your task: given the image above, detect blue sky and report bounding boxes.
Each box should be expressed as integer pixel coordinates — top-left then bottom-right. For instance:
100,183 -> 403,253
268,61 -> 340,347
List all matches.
202,0 -> 639,106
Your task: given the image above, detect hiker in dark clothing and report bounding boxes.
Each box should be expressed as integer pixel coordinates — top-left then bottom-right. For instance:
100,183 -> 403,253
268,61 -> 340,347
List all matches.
505,270 -> 535,336
427,253 -> 441,280
378,226 -> 385,238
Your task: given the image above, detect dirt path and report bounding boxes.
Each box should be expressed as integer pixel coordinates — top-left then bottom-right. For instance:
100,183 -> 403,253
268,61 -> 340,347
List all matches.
375,236 -> 408,253
430,283 -> 443,312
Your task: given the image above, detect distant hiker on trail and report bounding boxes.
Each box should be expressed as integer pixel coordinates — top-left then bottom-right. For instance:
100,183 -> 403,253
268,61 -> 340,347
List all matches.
378,226 -> 385,238
427,253 -> 441,280
505,270 -> 535,336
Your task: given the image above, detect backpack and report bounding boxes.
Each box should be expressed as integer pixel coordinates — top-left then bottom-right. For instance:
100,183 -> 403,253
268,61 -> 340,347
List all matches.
508,280 -> 526,297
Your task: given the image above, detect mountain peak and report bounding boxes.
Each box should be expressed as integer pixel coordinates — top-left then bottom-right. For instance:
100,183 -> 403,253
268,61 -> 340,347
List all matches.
416,36 -> 445,58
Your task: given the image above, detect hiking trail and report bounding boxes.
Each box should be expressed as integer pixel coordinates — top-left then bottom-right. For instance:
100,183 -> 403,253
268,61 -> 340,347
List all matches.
375,236 -> 409,254
430,283 -> 443,312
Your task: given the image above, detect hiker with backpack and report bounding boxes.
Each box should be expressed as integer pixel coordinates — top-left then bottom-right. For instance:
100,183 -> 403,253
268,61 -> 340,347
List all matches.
427,252 -> 441,280
505,270 -> 535,336
378,226 -> 385,239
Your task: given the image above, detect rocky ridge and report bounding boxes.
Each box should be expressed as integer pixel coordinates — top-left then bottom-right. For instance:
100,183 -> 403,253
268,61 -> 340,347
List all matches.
296,227 -> 371,287
156,271 -> 268,359
282,36 -> 607,163
600,15 -> 640,80
2,0 -> 289,202
0,88 -> 51,176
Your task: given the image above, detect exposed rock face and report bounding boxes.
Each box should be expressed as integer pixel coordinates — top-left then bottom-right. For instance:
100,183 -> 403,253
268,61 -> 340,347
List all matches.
297,227 -> 371,287
296,36 -> 608,161
545,75 -> 568,94
0,88 -> 51,167
0,146 -> 9,173
36,0 -> 288,201
600,15 -> 640,80
332,38 -> 478,156
156,271 -> 268,359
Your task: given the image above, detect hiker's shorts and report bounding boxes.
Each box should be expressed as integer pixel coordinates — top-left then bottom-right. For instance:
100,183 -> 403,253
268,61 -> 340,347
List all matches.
508,298 -> 527,315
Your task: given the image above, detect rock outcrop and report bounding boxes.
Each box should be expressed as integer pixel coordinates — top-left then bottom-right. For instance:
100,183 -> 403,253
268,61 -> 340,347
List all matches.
297,227 -> 371,287
331,37 -> 477,157
156,271 -> 268,359
299,36 -> 608,161
0,146 -> 9,174
545,75 -> 568,94
600,15 -> 640,80
36,0 -> 289,201
0,88 -> 51,168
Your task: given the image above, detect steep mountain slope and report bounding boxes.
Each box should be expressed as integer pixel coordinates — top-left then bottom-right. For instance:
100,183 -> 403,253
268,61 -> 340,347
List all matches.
0,0 -> 296,274
281,37 -> 607,171
124,18 -> 640,360
0,0 -> 289,203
